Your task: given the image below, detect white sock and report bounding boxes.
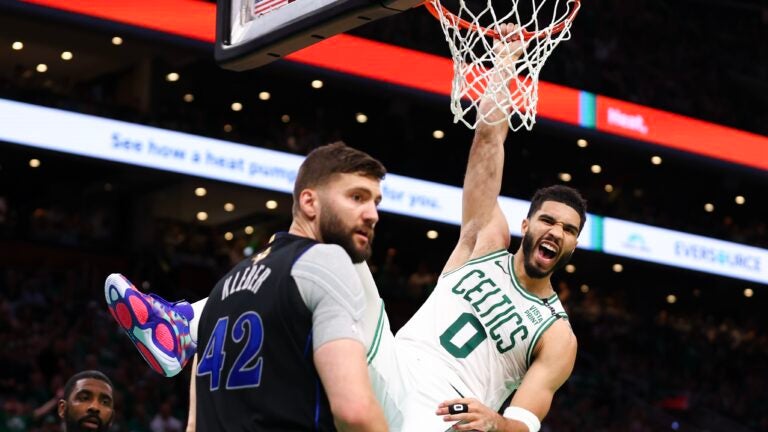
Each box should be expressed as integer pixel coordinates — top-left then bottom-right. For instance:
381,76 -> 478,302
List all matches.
190,298 -> 207,344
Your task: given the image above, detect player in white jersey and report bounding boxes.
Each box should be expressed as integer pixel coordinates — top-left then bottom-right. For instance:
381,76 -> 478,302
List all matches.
106,24 -> 584,432
362,23 -> 584,431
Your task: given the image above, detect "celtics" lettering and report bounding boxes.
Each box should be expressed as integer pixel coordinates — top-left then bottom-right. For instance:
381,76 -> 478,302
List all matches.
450,269 -> 528,353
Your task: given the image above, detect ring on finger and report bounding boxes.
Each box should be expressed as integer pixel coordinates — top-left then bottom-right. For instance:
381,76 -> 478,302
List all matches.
448,403 -> 469,415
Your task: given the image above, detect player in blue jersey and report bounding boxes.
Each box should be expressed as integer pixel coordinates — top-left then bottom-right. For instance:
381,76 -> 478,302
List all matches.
106,142 -> 388,431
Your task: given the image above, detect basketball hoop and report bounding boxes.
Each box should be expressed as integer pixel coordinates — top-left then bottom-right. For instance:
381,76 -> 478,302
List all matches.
423,0 -> 581,130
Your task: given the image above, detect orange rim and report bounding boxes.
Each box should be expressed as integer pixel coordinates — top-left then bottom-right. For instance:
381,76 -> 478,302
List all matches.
423,0 -> 581,40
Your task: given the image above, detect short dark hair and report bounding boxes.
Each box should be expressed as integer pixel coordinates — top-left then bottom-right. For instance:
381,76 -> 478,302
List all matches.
527,185 -> 588,232
63,370 -> 113,400
292,142 -> 386,213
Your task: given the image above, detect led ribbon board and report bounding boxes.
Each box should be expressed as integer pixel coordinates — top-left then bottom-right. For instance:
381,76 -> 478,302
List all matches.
3,98 -> 768,285
0,97 -> 591,251
603,218 -> 767,285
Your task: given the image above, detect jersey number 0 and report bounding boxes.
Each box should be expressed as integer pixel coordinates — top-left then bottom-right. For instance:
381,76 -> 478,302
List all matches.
439,312 -> 487,358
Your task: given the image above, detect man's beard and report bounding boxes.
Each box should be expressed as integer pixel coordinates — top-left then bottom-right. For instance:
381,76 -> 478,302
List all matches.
319,209 -> 373,263
65,411 -> 108,432
521,231 -> 572,279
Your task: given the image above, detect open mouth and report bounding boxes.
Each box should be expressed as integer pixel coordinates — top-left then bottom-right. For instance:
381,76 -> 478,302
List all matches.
537,241 -> 559,262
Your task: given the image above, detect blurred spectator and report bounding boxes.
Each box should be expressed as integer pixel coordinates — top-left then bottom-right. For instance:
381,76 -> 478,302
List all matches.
405,260 -> 437,302
149,402 -> 183,432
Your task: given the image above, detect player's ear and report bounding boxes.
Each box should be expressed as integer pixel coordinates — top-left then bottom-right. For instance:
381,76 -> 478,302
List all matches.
57,399 -> 67,420
521,218 -> 529,235
298,188 -> 319,219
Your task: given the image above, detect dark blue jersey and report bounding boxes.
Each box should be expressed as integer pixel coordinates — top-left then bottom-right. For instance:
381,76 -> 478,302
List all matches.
195,232 -> 336,432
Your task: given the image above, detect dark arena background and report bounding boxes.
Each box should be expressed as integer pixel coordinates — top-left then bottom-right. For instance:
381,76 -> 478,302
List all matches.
0,0 -> 766,431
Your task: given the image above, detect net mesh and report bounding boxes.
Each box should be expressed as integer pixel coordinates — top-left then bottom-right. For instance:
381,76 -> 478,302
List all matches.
429,0 -> 579,130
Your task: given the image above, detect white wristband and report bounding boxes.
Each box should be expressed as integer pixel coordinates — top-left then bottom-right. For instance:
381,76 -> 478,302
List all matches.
503,406 -> 541,432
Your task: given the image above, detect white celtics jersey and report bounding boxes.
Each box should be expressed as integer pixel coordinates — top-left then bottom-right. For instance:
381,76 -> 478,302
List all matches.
395,249 -> 568,412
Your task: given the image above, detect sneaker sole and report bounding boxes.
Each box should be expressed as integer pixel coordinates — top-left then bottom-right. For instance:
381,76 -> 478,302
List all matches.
104,273 -> 182,377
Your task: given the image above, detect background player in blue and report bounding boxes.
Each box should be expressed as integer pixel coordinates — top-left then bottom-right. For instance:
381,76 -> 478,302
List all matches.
106,142 -> 388,431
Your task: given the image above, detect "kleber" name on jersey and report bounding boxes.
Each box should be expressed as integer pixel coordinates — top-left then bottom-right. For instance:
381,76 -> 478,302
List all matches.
221,263 -> 272,301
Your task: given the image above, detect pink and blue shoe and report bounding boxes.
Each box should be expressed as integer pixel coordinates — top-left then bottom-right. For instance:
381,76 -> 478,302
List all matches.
104,274 -> 196,377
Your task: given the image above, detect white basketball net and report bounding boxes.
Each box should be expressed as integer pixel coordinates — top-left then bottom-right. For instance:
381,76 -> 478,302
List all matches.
429,0 -> 580,130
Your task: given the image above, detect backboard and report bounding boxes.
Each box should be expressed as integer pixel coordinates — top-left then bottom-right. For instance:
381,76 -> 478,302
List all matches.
215,0 -> 422,71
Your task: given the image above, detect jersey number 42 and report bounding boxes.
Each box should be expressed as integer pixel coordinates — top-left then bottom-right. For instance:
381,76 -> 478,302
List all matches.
197,311 -> 265,391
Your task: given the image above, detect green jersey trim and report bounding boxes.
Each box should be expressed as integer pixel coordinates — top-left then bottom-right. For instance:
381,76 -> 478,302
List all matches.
366,303 -> 385,364
441,249 -> 509,278
507,255 -> 560,305
525,314 -> 560,367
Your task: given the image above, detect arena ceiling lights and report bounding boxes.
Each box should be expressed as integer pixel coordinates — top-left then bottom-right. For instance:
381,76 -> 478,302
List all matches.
17,0 -> 768,172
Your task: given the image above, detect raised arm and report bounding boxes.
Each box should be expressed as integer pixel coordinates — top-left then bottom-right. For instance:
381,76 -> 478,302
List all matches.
444,24 -> 525,273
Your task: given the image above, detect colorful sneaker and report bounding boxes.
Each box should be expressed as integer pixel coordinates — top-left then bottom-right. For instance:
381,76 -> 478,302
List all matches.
104,273 -> 196,377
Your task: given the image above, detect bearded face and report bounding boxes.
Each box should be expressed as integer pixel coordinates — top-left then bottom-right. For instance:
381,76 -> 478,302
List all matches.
64,409 -> 109,432
319,200 -> 375,263
520,201 -> 580,279
59,378 -> 114,432
301,173 -> 380,263
521,230 -> 572,279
